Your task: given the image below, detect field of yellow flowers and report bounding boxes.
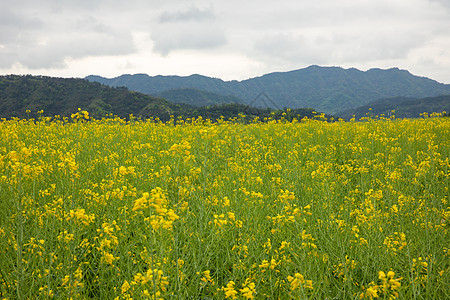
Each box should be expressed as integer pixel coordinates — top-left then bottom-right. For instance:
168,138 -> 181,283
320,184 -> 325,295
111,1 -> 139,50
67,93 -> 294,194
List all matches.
0,112 -> 448,299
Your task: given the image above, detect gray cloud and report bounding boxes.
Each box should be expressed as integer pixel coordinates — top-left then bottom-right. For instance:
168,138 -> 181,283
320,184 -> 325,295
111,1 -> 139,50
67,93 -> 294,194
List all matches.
0,29 -> 136,69
253,33 -> 330,66
428,0 -> 450,9
158,6 -> 215,23
151,5 -> 226,55
0,7 -> 43,45
251,26 -> 427,73
330,30 -> 425,62
0,4 -> 136,69
151,22 -> 226,56
0,0 -> 449,83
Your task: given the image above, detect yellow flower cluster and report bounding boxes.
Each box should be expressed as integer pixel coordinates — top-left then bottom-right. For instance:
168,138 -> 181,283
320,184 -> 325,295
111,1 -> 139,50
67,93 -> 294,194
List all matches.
287,272 -> 313,291
132,188 -> 180,231
360,271 -> 402,299
383,232 -> 407,253
220,278 -> 256,299
66,208 -> 95,226
118,268 -> 169,300
71,108 -> 90,120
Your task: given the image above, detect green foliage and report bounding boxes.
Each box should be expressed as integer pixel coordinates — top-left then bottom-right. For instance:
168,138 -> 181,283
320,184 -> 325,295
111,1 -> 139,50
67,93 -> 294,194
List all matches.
339,95 -> 450,119
179,104 -> 330,122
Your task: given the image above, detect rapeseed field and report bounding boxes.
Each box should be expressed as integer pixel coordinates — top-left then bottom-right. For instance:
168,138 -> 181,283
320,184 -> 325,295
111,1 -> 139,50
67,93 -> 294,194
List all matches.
0,112 -> 448,299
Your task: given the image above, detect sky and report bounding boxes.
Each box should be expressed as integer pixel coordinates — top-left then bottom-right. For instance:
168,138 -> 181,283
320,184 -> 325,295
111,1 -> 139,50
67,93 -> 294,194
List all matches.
1,0 -> 450,83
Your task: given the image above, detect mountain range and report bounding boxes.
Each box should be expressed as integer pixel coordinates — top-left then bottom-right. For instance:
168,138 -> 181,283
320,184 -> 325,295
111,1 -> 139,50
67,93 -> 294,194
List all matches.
86,65 -> 450,114
0,75 -> 324,121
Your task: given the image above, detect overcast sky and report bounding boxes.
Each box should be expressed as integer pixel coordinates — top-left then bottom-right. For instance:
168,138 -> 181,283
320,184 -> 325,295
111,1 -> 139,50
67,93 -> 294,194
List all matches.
1,0 -> 450,83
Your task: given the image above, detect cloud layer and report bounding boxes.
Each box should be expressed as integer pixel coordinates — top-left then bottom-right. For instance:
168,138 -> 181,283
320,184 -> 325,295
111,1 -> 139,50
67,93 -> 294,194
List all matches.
1,0 -> 449,83
151,6 -> 226,55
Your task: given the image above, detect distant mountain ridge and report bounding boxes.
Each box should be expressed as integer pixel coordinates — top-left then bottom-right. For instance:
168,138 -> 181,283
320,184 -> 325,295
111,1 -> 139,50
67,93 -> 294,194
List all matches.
86,65 -> 450,113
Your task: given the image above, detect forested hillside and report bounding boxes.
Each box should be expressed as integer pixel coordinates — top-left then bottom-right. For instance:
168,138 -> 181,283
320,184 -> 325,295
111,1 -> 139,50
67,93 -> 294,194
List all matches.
157,88 -> 242,106
0,75 -> 326,121
86,65 -> 450,113
340,95 -> 450,119
0,75 -> 181,119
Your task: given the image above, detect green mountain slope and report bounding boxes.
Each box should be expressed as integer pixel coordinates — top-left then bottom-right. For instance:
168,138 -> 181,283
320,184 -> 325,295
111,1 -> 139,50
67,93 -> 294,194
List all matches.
0,75 -> 186,119
0,75 -> 326,121
339,95 -> 450,119
157,88 -> 243,106
86,66 -> 450,113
